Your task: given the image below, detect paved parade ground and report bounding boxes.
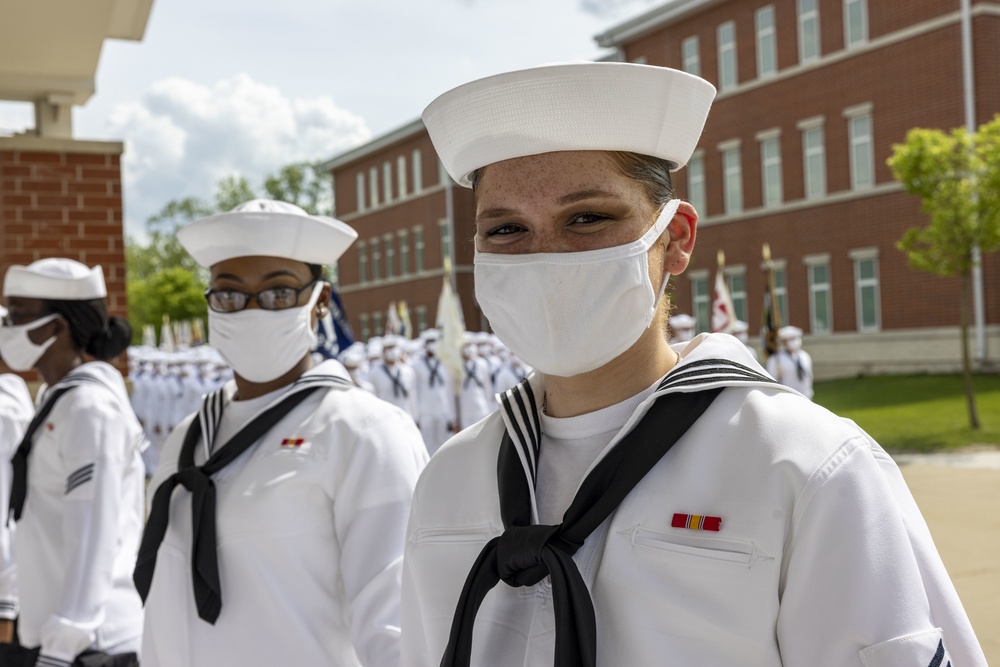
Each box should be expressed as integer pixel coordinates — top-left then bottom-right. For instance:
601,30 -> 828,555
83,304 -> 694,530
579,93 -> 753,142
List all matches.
896,450 -> 1000,664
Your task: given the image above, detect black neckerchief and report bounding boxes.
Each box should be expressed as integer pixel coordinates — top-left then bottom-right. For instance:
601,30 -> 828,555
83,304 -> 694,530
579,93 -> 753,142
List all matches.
463,361 -> 483,390
424,356 -> 444,388
383,363 -> 408,398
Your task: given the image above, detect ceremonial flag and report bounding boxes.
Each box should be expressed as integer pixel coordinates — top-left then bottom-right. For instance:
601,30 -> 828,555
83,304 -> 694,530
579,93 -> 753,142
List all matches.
315,288 -> 354,358
761,243 -> 782,358
398,301 -> 414,339
160,314 -> 175,352
385,301 -> 403,337
191,319 -> 204,346
142,324 -> 157,348
711,251 -> 736,334
436,258 -> 466,393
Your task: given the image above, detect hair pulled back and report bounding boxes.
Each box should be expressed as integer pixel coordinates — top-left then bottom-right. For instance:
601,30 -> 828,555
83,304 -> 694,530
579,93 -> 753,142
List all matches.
47,298 -> 132,361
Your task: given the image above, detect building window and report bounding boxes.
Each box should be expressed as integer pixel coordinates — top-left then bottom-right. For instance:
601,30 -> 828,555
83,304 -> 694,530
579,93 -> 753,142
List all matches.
805,255 -> 832,334
398,230 -> 410,276
359,313 -> 370,342
682,36 -> 700,76
687,150 -> 706,214
717,22 -> 737,91
372,311 -> 384,337
356,172 -> 366,213
726,267 -> 748,322
416,305 -> 428,334
438,159 -> 450,187
774,262 -> 789,325
845,0 -> 868,48
368,166 -> 379,207
800,119 -> 826,198
720,141 -> 743,214
690,272 -> 710,334
846,108 -> 875,189
439,220 -> 452,267
759,131 -> 783,207
798,0 -> 820,63
851,249 -> 881,332
756,6 -> 777,79
371,238 -> 381,281
414,225 -> 425,273
384,234 -> 395,279
357,241 -> 367,285
397,155 -> 408,198
631,55 -> 648,65
383,161 -> 393,203
412,149 -> 423,192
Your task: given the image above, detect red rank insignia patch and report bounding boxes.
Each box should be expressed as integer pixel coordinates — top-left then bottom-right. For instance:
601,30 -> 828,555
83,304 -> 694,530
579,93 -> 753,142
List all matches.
280,438 -> 305,447
672,513 -> 722,532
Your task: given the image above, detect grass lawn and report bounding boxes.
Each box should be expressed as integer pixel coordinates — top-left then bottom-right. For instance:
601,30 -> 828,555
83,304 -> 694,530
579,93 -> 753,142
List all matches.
812,373 -> 1000,453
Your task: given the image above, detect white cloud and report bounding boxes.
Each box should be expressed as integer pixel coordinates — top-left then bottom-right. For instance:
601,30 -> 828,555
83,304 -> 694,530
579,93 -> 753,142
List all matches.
108,73 -> 370,238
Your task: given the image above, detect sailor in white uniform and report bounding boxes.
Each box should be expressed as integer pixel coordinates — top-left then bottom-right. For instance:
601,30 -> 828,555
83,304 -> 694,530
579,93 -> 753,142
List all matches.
136,199 -> 428,667
732,319 -> 759,361
765,325 -> 814,399
668,313 -> 697,344
456,336 -> 493,429
402,63 -> 985,667
412,330 -> 456,456
0,259 -> 146,666
370,337 -> 419,422
0,326 -> 33,642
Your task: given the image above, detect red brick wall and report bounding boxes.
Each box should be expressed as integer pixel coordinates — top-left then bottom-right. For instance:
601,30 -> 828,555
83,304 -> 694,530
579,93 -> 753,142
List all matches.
0,140 -> 129,372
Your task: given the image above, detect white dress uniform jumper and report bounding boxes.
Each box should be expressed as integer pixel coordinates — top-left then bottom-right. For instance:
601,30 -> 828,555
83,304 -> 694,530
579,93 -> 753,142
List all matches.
413,354 -> 456,456
0,373 -> 33,620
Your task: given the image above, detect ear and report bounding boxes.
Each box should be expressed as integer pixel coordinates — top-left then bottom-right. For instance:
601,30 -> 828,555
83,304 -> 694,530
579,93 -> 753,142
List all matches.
661,201 -> 698,276
312,283 -> 333,326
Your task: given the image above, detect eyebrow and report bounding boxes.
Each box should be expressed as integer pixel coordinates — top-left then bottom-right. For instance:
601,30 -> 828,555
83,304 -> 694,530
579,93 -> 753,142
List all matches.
477,189 -> 623,221
212,270 -> 304,284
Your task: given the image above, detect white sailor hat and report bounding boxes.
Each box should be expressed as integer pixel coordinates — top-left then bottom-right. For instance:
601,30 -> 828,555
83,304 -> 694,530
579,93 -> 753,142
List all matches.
177,199 -> 359,268
732,320 -> 749,334
778,325 -> 804,340
3,258 -> 107,300
420,328 -> 441,341
423,62 -> 716,188
668,314 -> 697,329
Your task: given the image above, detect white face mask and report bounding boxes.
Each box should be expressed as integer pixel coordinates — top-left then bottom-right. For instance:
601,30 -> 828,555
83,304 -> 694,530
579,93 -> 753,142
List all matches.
383,347 -> 401,363
0,314 -> 59,371
208,283 -> 322,383
474,199 -> 680,378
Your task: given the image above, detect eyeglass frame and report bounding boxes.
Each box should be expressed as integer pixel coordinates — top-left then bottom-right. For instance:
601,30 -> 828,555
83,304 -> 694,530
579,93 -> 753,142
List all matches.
203,280 -> 320,313
1,310 -> 54,327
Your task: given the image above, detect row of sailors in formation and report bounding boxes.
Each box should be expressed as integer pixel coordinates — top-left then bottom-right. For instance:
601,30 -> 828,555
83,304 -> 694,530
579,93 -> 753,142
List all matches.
125,329 -> 532,466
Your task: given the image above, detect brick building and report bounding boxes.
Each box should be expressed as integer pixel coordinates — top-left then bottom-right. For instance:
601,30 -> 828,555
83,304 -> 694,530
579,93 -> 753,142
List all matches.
0,0 -> 153,375
327,0 -> 999,378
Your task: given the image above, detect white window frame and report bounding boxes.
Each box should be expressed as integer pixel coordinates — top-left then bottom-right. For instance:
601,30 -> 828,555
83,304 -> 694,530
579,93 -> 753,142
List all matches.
798,116 -> 826,199
717,22 -> 737,91
844,103 -> 875,190
725,265 -> 748,322
689,270 -> 710,334
415,305 -> 428,334
804,253 -> 833,335
719,139 -> 743,214
756,6 -> 777,79
412,149 -> 423,192
372,311 -> 383,337
357,241 -> 367,285
438,160 -> 450,187
383,161 -> 393,203
368,166 -> 379,207
371,237 -> 381,282
359,313 -> 370,342
398,229 -> 410,277
682,36 -> 700,76
397,155 -> 408,198
850,248 -> 881,332
355,171 -> 366,213
757,128 -> 783,207
772,260 -> 789,326
844,0 -> 868,48
687,150 -> 706,214
413,225 -> 425,273
439,219 -> 452,268
384,233 -> 395,279
798,0 -> 820,63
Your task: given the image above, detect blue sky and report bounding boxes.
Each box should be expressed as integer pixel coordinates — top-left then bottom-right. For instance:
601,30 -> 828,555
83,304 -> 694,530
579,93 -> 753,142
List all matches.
1,0 -> 660,240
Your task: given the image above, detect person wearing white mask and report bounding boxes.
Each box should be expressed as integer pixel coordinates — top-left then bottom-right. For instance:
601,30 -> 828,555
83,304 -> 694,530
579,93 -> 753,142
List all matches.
456,336 -> 493,429
732,319 -> 759,362
766,325 -> 814,399
491,353 -> 529,395
0,259 -> 146,667
412,330 -> 456,456
370,337 -> 419,422
135,199 -> 427,667
0,312 -> 33,646
401,63 -> 985,667
667,312 -> 696,344
340,346 -> 375,394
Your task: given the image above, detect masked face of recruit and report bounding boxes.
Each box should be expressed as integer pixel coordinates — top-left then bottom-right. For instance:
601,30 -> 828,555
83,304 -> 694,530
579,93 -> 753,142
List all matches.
471,150 -> 697,379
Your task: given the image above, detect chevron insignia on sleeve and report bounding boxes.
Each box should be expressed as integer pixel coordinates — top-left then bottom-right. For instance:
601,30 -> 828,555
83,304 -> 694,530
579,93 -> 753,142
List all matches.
671,512 -> 722,532
65,463 -> 95,495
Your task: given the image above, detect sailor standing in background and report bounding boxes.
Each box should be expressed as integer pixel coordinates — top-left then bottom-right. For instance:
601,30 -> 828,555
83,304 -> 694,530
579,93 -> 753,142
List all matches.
732,320 -> 759,362
370,336 -> 419,422
0,258 -> 145,666
765,325 -> 814,399
0,313 -> 33,643
136,199 -> 427,667
668,313 -> 696,344
457,335 -> 493,429
412,330 -> 456,456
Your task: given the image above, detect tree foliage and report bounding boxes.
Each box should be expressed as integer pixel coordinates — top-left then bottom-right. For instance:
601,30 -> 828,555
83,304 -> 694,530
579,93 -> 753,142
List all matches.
887,114 -> 1000,430
126,161 -> 333,344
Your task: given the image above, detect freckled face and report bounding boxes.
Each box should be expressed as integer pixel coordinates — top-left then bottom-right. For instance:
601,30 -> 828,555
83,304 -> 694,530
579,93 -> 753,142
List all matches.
473,151 -> 661,255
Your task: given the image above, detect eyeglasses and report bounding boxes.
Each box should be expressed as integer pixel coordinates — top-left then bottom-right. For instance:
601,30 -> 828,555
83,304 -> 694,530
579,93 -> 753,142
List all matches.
1,311 -> 52,327
204,281 -> 318,313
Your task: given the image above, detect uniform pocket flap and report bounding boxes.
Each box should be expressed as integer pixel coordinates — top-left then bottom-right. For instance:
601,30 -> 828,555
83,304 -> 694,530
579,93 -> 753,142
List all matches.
860,629 -> 951,667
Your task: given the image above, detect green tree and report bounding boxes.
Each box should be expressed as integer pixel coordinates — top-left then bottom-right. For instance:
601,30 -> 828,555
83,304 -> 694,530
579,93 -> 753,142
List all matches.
887,114 -> 1000,430
263,162 -> 332,215
127,266 -> 208,344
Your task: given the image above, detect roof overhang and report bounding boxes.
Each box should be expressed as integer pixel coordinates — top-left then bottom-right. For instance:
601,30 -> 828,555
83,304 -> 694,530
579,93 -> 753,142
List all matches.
320,118 -> 426,173
0,0 -> 154,105
594,0 -> 726,48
